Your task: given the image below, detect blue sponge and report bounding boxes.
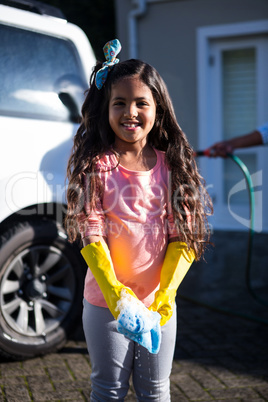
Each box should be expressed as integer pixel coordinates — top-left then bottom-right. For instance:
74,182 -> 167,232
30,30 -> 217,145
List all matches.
116,290 -> 161,354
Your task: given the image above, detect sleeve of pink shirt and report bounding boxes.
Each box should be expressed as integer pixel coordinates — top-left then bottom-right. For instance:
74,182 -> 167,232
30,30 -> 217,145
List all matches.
166,201 -> 191,241
77,173 -> 107,239
77,201 -> 106,239
167,209 -> 179,240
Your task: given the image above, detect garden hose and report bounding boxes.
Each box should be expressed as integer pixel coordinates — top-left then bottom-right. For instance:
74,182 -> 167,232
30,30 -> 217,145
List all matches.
227,154 -> 267,307
178,151 -> 268,325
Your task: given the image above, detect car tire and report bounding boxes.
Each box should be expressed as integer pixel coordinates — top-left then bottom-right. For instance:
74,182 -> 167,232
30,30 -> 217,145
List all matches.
0,219 -> 86,360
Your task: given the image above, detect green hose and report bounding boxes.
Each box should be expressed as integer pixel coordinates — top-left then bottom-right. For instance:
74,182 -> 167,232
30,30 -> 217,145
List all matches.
179,153 -> 268,324
228,153 -> 268,308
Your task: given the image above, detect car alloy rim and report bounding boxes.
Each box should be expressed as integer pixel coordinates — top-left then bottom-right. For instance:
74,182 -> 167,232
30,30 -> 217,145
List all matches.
0,245 -> 75,337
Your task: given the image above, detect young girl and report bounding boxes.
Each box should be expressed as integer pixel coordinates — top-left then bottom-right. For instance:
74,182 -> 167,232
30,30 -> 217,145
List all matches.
66,39 -> 212,401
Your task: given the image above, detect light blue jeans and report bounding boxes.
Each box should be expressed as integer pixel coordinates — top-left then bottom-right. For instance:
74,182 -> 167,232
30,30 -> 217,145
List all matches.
82,299 -> 177,401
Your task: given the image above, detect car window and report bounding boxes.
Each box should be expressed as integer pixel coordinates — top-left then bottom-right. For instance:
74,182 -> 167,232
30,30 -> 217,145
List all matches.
0,24 -> 85,121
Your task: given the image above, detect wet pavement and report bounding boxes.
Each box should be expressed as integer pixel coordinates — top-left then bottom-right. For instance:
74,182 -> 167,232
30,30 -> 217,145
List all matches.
0,230 -> 267,401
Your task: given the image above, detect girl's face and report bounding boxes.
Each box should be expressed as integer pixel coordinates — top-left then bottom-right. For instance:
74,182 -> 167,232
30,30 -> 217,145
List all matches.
108,75 -> 156,149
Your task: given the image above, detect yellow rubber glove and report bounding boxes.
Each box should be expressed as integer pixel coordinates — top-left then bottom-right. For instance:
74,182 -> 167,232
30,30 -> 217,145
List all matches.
81,241 -> 138,319
149,242 -> 195,326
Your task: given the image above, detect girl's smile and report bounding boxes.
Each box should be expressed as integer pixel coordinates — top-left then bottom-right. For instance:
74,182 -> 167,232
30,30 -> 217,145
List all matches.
109,75 -> 156,149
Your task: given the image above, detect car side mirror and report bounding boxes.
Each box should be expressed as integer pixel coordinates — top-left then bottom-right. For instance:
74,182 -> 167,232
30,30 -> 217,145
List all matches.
58,92 -> 81,123
55,74 -> 87,123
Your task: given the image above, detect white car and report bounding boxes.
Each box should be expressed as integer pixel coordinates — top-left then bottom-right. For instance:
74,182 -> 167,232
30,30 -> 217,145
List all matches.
0,1 -> 96,359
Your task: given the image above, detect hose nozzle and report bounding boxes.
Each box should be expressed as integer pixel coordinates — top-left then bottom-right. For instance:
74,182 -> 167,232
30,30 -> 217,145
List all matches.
193,149 -> 212,157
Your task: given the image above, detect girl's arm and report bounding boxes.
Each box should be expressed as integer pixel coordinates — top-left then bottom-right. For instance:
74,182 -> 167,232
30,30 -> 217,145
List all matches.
168,236 -> 180,243
82,235 -> 108,247
149,241 -> 195,326
149,207 -> 194,326
81,238 -> 138,320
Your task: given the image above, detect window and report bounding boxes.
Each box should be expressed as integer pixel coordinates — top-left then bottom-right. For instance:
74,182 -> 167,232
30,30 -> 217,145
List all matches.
222,48 -> 256,141
222,48 -> 257,204
0,24 -> 84,121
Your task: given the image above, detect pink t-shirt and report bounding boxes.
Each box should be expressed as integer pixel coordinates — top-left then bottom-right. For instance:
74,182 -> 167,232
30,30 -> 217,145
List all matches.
78,148 -> 178,307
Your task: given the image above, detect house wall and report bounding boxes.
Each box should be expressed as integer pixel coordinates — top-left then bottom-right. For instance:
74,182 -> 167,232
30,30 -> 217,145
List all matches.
115,0 -> 268,149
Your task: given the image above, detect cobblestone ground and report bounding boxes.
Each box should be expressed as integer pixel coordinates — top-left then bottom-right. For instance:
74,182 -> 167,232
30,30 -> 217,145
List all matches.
0,231 -> 267,401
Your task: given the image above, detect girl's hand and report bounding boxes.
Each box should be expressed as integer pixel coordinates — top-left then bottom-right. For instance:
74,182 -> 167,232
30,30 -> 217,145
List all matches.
117,290 -> 161,354
148,289 -> 176,326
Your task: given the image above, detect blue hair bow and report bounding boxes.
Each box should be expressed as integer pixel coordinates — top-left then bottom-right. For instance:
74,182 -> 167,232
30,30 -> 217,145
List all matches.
95,39 -> 122,90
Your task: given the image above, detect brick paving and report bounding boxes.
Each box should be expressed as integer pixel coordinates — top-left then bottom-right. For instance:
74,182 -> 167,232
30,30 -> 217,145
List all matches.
0,230 -> 267,401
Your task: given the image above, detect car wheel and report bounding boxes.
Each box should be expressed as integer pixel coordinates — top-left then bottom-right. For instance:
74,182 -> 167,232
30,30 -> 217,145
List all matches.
0,219 -> 85,360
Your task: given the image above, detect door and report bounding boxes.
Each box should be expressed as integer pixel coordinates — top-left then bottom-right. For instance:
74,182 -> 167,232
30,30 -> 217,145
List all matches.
201,35 -> 268,232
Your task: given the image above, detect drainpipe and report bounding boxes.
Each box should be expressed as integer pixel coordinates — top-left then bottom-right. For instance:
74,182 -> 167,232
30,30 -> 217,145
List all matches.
128,0 -> 147,59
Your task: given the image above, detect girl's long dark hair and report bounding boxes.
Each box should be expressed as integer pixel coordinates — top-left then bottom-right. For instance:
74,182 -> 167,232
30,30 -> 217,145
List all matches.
65,59 -> 213,260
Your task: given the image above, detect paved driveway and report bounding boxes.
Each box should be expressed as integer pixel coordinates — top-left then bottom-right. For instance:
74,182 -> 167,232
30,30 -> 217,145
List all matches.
0,230 -> 267,401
